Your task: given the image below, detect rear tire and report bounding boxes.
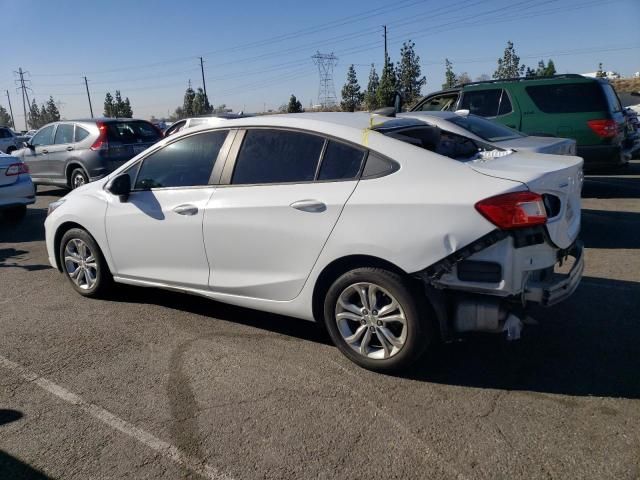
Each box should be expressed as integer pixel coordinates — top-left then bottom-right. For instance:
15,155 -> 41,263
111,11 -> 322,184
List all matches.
70,168 -> 88,190
59,228 -> 112,297
323,267 -> 433,372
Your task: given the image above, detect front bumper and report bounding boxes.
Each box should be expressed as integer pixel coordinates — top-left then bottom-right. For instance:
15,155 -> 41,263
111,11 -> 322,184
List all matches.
523,241 -> 584,306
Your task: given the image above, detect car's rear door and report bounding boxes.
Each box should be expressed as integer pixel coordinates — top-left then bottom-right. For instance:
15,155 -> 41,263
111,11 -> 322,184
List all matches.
105,129 -> 231,288
203,128 -> 366,301
47,122 -> 75,182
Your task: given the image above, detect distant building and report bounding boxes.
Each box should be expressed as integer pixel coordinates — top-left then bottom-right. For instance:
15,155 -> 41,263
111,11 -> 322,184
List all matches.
582,71 -> 621,80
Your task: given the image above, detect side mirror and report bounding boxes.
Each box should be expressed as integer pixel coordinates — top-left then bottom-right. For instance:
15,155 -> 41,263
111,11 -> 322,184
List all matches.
107,173 -> 131,202
23,141 -> 33,149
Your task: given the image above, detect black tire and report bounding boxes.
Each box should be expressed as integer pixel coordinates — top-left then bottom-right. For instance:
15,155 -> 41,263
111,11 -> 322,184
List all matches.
70,168 -> 88,190
323,267 -> 433,372
59,228 -> 112,297
3,205 -> 26,222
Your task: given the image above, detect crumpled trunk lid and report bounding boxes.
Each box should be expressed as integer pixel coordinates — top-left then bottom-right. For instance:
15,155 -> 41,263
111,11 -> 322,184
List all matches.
468,152 -> 583,248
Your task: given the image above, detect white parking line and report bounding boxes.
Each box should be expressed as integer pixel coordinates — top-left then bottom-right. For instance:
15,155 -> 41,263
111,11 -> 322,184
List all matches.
0,354 -> 232,480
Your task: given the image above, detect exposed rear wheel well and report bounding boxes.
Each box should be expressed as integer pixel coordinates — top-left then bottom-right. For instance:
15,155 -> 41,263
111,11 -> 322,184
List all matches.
53,221 -> 86,271
312,255 -> 410,324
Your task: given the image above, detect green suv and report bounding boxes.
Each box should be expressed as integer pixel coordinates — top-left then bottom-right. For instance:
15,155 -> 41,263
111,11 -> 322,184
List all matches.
410,74 -> 628,169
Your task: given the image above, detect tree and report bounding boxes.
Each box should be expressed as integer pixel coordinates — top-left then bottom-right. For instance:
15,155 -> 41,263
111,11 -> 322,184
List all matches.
457,72 -> 472,86
122,97 -> 133,118
377,54 -> 397,108
28,99 -> 41,129
192,88 -> 208,116
183,83 -> 196,117
0,105 -> 11,127
287,94 -> 303,113
44,97 -> 60,124
525,66 -> 537,78
443,58 -> 457,89
545,60 -> 556,76
596,63 -> 606,78
363,64 -> 380,111
493,41 -> 526,79
476,73 -> 491,82
395,41 -> 425,106
104,92 -> 114,117
340,65 -> 364,112
114,91 -> 125,117
168,107 -> 185,122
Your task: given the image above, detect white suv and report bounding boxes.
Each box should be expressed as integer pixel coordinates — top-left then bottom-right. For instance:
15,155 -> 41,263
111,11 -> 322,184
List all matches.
44,113 -> 584,371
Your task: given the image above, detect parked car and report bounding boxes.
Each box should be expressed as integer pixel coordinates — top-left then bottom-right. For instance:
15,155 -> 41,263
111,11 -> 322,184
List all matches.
410,74 -> 630,169
0,126 -> 21,154
0,152 -> 35,221
12,119 -> 162,190
44,113 -> 583,372
398,110 -> 577,156
164,113 -> 254,137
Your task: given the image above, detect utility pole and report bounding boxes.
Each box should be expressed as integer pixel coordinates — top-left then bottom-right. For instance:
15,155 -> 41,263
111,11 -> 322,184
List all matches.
5,90 -> 15,130
16,68 -> 28,131
199,57 -> 209,110
83,76 -> 94,118
383,25 -> 388,63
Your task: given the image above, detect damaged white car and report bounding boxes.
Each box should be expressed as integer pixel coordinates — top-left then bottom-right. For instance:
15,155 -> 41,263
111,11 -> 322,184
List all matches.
44,113 -> 584,372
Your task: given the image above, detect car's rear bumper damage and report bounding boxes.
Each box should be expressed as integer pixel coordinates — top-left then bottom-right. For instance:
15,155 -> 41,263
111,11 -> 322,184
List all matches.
414,230 -> 584,340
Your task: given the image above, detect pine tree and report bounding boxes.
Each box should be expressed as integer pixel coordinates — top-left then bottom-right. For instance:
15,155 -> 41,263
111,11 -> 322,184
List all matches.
363,64 -> 380,111
114,91 -> 125,117
28,99 -> 41,129
45,97 -> 60,123
0,105 -> 11,127
287,94 -> 303,113
545,59 -> 556,76
443,58 -> 457,89
340,65 -> 364,112
525,67 -> 537,78
192,88 -> 207,116
104,93 -> 114,117
122,97 -> 133,118
377,54 -> 397,108
183,82 -> 196,116
493,41 -> 526,79
395,41 -> 425,106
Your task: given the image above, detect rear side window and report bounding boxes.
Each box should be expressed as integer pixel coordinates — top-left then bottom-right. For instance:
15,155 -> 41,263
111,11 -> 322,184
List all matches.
318,141 -> 365,181
135,130 -> 228,189
232,130 -> 324,185
460,89 -> 512,117
54,124 -> 74,144
418,94 -> 458,111
107,121 -> 161,144
525,83 -> 608,113
75,126 -> 90,142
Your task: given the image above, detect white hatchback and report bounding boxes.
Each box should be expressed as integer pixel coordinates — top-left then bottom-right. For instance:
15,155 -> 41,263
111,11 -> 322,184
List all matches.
44,113 -> 584,371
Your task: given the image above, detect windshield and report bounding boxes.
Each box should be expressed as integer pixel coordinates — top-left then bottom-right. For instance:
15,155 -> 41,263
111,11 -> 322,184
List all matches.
448,115 -> 525,142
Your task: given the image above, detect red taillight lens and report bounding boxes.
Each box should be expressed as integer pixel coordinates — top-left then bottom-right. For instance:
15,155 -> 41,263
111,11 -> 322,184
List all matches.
5,162 -> 29,176
587,119 -> 617,138
90,122 -> 108,151
475,191 -> 547,230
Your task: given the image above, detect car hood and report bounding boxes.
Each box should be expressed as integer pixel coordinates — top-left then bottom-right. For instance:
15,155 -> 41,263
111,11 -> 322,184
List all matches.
493,136 -> 576,156
468,151 -> 583,248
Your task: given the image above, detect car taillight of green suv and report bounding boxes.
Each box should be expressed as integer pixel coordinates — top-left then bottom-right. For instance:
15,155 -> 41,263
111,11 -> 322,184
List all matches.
411,74 -> 628,170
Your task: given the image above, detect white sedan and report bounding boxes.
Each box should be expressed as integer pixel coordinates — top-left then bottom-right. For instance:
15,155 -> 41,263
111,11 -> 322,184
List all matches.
44,113 -> 584,371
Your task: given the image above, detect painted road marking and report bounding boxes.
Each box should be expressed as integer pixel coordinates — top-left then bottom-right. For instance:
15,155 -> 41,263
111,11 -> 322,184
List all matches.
0,354 -> 232,480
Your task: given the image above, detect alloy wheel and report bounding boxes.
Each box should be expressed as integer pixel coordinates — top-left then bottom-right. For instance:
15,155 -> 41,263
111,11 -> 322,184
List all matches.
335,282 -> 408,360
72,172 -> 86,189
64,238 -> 97,290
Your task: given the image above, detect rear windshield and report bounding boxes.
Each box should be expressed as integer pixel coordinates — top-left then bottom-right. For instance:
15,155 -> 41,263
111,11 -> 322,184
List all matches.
383,126 -> 483,161
602,84 -> 622,113
525,83 -> 608,113
106,121 -> 161,144
448,115 -> 525,142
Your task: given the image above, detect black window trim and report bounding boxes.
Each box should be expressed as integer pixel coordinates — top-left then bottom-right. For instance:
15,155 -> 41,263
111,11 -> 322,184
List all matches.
124,128 -> 235,193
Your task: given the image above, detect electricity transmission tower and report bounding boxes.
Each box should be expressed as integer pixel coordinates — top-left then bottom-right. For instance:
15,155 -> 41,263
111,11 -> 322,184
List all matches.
312,52 -> 338,108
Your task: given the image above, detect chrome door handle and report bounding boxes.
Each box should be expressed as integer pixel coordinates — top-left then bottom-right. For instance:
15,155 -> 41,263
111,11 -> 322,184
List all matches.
42,149 -> 48,154
66,146 -> 74,151
173,204 -> 198,216
290,199 -> 326,213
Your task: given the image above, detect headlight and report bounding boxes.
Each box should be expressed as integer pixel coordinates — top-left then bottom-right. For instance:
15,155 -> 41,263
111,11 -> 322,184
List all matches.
47,199 -> 66,216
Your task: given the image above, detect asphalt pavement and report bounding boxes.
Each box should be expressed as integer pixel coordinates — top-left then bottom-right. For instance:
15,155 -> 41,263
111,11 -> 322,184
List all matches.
0,162 -> 639,479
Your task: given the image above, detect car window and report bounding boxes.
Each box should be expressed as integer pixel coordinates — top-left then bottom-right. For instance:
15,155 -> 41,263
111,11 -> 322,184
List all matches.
54,124 -> 74,144
460,90 -> 503,117
134,130 -> 228,190
318,141 -> 365,181
448,115 -> 525,142
31,125 -> 55,147
165,120 -> 186,137
383,126 -> 480,161
419,94 -> 458,111
75,125 -> 90,142
497,90 -> 513,115
525,83 -> 608,113
231,129 -> 325,185
107,121 -> 161,144
602,84 -> 622,113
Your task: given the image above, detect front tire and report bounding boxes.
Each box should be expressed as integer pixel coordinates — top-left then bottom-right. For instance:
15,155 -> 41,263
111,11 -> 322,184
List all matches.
323,268 -> 432,372
59,228 -> 112,297
70,168 -> 88,190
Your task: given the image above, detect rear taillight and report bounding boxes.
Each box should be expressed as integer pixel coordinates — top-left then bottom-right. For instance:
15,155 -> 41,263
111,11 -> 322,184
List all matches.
475,191 -> 547,230
587,119 -> 617,138
5,162 -> 29,176
90,122 -> 109,151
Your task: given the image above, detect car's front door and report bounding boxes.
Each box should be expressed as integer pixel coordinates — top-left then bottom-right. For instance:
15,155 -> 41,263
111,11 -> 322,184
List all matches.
459,88 -> 522,129
105,129 -> 231,288
22,124 -> 56,180
203,129 -> 366,301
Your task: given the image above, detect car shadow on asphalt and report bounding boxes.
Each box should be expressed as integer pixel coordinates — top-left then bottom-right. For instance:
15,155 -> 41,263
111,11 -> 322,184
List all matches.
583,160 -> 640,199
0,410 -> 52,479
410,276 -> 640,399
581,209 -> 640,249
0,207 -> 47,244
0,248 -> 51,271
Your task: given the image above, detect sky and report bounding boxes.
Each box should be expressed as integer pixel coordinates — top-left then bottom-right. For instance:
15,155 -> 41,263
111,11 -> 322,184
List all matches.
1,0 -> 639,128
